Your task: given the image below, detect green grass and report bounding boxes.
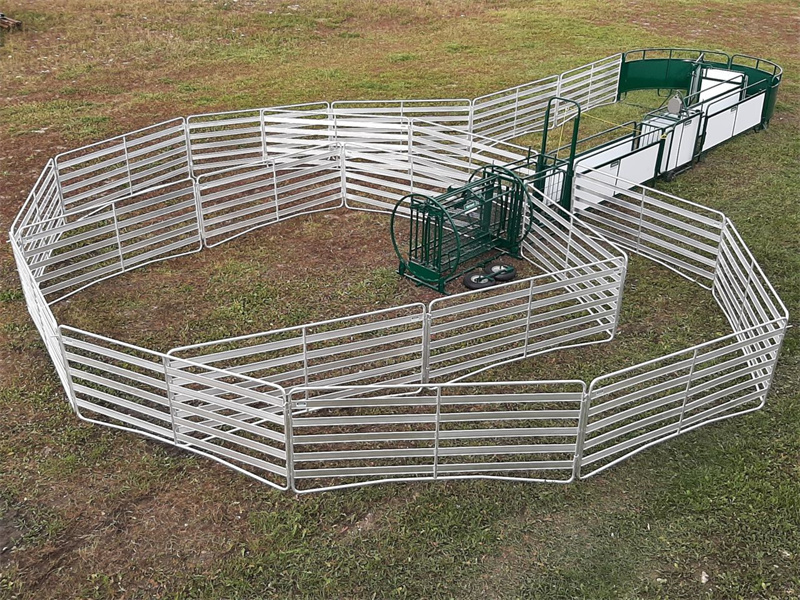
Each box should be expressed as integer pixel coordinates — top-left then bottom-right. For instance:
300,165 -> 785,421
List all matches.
0,0 -> 798,598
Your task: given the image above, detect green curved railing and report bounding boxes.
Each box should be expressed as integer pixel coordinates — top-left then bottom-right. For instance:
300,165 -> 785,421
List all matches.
618,48 -> 782,125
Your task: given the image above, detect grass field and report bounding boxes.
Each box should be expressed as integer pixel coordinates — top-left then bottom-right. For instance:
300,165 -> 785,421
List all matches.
1,1 -> 799,598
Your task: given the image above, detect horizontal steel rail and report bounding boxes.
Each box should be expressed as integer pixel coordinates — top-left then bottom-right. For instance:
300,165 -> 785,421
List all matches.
9,49 -> 788,493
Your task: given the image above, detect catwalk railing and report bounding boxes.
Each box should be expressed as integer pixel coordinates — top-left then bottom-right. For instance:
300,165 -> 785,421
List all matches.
9,49 -> 788,493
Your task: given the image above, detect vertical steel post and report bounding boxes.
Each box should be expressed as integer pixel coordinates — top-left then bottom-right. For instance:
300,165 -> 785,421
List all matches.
162,355 -> 180,446
339,144 -> 348,208
636,186 -> 647,252
271,162 -> 281,221
284,389 -> 296,492
182,118 -> 195,181
260,109 -> 269,161
432,386 -> 442,480
56,329 -> 81,417
122,135 -> 134,195
523,278 -> 536,358
407,120 -> 415,194
572,385 -> 590,481
110,201 -> 125,273
191,177 -> 207,248
676,347 -> 700,434
421,310 -> 431,384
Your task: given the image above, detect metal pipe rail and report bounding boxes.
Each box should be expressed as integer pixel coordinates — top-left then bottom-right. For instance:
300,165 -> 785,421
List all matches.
9,48 -> 788,493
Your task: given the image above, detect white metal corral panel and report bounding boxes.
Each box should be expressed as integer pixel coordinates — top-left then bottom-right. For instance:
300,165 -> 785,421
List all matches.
616,144 -> 660,188
673,114 -> 701,169
702,107 -> 737,151
699,69 -> 744,112
732,93 -> 765,136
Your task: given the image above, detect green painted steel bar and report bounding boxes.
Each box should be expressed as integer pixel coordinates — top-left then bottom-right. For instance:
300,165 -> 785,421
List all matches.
537,97 -> 581,212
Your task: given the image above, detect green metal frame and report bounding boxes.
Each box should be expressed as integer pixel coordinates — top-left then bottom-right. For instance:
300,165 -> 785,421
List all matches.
535,97 -> 581,212
390,50 -> 782,295
617,48 -> 782,126
391,165 -> 529,293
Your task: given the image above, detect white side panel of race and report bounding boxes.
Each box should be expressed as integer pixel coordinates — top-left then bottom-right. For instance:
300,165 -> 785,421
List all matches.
696,67 -> 763,152
574,64 -> 767,214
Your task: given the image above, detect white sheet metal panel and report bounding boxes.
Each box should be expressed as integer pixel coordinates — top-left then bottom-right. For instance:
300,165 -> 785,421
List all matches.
616,144 -> 660,188
732,93 -> 765,136
671,114 -> 701,170
572,138 -> 634,210
698,69 -> 744,111
575,137 -> 634,172
702,106 -> 737,151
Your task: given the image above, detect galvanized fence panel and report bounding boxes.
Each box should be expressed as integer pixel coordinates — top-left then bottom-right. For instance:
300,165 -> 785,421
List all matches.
555,54 -> 622,125
187,108 -> 264,174
186,103 -> 328,175
195,147 -> 344,247
54,118 -> 188,212
410,120 -> 531,176
522,189 -> 628,345
572,171 -> 726,287
266,106 -> 410,161
343,122 -> 532,214
58,326 -> 289,489
342,144 -> 448,215
288,381 -> 586,492
10,161 -> 65,279
195,161 -> 280,246
261,105 -> 332,160
18,180 -> 201,303
428,260 -> 624,383
165,355 -> 288,489
331,99 -> 471,133
521,186 -> 623,274
169,304 -> 427,397
342,140 -> 475,214
328,109 -> 412,156
580,319 -> 785,478
472,76 -> 560,140
10,239 -> 70,394
713,221 -> 786,336
265,148 -> 344,220
59,326 -> 176,441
